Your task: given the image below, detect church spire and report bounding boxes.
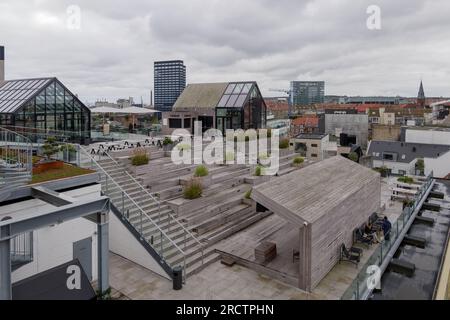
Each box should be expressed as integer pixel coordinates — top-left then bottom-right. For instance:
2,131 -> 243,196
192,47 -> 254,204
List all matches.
417,80 -> 425,107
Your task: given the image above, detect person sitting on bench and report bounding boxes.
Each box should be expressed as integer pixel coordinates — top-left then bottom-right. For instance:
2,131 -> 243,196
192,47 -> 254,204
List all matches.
364,222 -> 381,244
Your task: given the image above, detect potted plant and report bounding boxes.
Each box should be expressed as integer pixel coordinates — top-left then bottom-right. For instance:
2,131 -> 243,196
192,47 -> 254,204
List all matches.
163,137 -> 174,151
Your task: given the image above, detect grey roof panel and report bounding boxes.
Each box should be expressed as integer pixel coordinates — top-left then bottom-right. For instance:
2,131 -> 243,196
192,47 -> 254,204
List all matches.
368,140 -> 450,163
0,78 -> 53,113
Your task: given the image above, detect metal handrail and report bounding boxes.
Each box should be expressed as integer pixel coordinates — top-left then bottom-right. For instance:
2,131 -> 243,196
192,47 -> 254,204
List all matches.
79,147 -> 188,279
341,171 -> 435,300
0,127 -> 33,188
103,150 -> 204,262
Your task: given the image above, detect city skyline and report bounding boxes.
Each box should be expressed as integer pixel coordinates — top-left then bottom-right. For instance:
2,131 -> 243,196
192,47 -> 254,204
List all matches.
1,0 -> 450,104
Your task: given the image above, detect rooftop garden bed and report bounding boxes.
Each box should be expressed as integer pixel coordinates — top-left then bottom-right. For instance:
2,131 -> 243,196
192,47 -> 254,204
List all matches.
31,160 -> 94,184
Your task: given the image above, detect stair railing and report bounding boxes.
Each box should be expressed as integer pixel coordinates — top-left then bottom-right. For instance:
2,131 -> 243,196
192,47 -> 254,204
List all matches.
103,150 -> 205,268
78,147 -> 189,282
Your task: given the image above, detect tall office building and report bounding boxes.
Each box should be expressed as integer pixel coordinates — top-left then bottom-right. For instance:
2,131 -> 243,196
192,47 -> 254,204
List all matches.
290,81 -> 325,105
154,60 -> 186,112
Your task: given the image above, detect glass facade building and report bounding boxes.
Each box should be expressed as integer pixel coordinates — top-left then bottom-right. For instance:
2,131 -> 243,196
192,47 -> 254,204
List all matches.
290,81 -> 325,106
154,60 -> 186,112
0,77 -> 90,143
216,82 -> 267,132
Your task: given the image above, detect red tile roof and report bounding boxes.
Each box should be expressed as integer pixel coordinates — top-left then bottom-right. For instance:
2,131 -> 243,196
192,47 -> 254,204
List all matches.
291,116 -> 319,127
265,100 -> 290,111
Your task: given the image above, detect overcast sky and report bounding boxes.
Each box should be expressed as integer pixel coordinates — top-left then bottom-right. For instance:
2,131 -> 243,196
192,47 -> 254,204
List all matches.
1,0 -> 449,104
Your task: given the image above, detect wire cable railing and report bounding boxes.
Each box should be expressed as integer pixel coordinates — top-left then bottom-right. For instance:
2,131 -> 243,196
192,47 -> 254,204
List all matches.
78,147 -> 189,282
341,172 -> 435,300
102,150 -> 205,267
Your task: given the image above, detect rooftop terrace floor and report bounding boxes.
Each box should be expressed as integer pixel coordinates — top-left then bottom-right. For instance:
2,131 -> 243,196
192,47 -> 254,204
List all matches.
109,177 -> 407,300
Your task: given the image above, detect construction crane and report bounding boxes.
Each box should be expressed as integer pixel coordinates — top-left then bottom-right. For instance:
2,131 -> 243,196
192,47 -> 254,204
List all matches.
269,88 -> 293,117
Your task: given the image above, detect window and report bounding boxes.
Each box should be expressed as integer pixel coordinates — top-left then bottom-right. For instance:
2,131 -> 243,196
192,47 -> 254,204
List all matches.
383,153 -> 394,161
311,144 -> 318,147
311,154 -> 318,158
184,118 -> 191,128
169,118 -> 182,128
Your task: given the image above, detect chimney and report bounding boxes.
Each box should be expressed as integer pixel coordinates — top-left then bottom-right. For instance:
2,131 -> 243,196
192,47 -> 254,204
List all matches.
0,46 -> 4,82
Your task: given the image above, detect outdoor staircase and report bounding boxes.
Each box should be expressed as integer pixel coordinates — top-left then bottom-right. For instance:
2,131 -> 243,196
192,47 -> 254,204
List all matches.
79,150 -> 215,281
81,144 -> 303,281
0,127 -> 33,202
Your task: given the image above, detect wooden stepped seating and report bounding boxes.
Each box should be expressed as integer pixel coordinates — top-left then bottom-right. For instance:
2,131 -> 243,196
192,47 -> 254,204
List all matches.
192,203 -> 254,235
168,183 -> 251,217
182,195 -> 246,227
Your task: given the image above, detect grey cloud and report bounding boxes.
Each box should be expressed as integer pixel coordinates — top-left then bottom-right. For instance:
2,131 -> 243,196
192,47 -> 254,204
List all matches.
0,0 -> 449,104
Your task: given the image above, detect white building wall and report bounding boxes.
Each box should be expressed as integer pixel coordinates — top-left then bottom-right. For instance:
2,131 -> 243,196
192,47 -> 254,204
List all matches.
109,213 -> 170,280
12,184 -> 102,284
372,159 -> 416,175
405,129 -> 450,146
425,151 -> 450,178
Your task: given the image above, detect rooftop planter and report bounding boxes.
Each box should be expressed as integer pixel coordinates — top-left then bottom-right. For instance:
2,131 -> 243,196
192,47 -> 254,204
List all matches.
162,137 -> 174,151
183,177 -> 203,200
131,148 -> 150,166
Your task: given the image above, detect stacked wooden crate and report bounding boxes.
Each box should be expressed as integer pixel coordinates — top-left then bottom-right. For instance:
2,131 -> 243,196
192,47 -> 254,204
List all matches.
255,241 -> 277,263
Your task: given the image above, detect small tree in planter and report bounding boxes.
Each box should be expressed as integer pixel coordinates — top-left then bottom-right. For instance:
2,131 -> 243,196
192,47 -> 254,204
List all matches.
245,189 -> 252,199
183,177 -> 203,200
131,148 -> 150,166
41,137 -> 61,162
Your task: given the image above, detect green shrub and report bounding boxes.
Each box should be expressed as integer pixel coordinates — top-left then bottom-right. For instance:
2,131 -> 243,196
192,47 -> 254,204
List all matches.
279,138 -> 290,149
293,157 -> 304,166
183,178 -> 203,199
348,152 -> 359,162
131,148 -> 149,166
245,189 -> 252,199
194,165 -> 209,177
398,176 -> 414,184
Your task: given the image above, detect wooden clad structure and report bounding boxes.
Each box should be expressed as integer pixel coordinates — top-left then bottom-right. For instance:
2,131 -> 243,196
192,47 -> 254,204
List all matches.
252,156 -> 381,291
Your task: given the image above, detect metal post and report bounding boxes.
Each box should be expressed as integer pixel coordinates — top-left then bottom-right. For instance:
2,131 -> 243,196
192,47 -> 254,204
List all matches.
97,212 -> 110,296
380,244 -> 383,265
160,231 -> 163,257
0,236 -> 12,300
356,276 -> 360,300
121,192 -> 125,215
